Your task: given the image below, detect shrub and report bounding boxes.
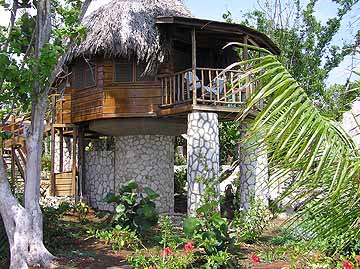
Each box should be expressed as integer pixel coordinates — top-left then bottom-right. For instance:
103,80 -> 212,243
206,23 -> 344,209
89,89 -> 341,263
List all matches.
127,244 -> 196,269
159,215 -> 181,250
174,167 -> 187,196
231,198 -> 268,243
104,180 -> 159,233
89,225 -> 141,251
182,176 -> 235,268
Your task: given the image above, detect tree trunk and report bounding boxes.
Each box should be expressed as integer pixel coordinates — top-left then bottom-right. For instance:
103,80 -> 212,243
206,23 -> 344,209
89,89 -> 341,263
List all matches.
0,98 -> 54,269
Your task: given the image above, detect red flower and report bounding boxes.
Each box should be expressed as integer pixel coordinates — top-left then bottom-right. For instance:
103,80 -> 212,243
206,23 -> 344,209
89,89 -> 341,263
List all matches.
184,242 -> 195,252
342,260 -> 354,269
161,247 -> 172,256
148,266 -> 155,269
73,239 -> 81,246
251,254 -> 261,263
357,256 -> 360,263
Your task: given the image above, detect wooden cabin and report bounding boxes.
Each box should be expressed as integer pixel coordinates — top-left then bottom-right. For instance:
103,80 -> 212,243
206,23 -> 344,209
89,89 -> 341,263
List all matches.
3,0 -> 280,213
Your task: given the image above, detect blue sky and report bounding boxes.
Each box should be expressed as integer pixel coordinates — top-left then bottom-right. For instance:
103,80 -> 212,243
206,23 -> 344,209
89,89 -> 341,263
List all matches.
0,0 -> 359,85
184,0 -> 359,85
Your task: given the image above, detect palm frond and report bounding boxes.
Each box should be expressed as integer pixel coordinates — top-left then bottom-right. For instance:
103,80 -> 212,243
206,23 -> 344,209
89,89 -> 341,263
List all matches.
230,42 -> 360,251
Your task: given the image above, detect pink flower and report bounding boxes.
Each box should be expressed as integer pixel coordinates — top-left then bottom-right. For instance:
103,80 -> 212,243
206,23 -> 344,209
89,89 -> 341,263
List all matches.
357,256 -> 360,263
161,247 -> 172,256
251,254 -> 261,263
342,260 -> 354,269
148,266 -> 155,269
184,242 -> 195,252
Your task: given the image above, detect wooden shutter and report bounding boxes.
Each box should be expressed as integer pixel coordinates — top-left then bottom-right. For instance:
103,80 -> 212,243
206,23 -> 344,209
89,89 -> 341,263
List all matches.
115,62 -> 133,82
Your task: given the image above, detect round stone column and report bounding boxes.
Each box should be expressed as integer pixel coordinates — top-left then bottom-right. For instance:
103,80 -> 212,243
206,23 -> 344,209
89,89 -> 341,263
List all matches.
187,112 -> 219,214
238,121 -> 269,210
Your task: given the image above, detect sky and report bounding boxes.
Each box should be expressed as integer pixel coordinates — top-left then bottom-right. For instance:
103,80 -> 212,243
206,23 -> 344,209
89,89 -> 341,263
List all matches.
0,0 -> 359,85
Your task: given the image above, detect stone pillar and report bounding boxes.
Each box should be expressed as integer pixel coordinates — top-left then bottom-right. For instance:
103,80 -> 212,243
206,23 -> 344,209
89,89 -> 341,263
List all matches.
115,135 -> 175,213
238,121 -> 269,210
187,112 -> 219,214
54,135 -> 73,173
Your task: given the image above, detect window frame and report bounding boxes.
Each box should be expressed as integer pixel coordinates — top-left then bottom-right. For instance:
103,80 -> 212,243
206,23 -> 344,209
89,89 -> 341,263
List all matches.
72,60 -> 97,90
113,60 -> 155,84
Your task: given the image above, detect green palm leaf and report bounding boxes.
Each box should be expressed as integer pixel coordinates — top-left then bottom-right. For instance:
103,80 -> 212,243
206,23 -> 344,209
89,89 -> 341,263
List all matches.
229,43 -> 360,252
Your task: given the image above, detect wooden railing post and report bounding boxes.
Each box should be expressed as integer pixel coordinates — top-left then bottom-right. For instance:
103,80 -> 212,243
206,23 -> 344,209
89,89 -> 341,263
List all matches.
191,28 -> 197,106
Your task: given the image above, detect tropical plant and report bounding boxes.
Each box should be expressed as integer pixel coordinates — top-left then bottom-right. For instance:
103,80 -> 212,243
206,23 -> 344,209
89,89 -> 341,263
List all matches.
226,42 -> 360,253
103,180 -> 159,234
88,225 -> 141,251
232,197 -> 268,243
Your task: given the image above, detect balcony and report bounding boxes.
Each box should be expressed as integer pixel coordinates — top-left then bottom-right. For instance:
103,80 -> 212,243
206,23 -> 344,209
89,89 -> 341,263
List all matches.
159,67 -> 253,118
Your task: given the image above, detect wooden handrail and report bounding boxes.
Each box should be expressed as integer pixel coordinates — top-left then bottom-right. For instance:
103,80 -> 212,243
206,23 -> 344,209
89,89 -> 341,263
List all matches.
159,67 -> 250,109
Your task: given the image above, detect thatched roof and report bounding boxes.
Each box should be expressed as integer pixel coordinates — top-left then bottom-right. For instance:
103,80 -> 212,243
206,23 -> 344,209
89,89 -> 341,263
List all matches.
72,0 -> 192,72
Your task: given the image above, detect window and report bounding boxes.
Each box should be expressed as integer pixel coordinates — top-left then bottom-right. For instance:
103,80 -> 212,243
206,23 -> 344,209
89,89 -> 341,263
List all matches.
114,60 -> 154,83
115,62 -> 133,83
72,61 -> 96,89
136,62 -> 153,81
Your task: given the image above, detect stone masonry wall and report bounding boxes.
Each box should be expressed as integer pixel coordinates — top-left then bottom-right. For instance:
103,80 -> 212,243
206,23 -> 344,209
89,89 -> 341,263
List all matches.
54,135 -> 73,173
238,121 -> 269,210
114,136 -> 175,213
84,135 -> 174,213
187,112 -> 219,214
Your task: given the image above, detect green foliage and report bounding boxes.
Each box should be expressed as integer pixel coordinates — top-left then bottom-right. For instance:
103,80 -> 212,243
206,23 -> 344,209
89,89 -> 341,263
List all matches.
73,201 -> 90,223
224,0 -> 359,120
41,154 -> 51,172
159,216 -> 181,250
88,226 -> 141,251
127,248 -> 196,269
182,177 -> 235,268
231,198 -> 268,243
219,122 -> 240,164
174,167 -> 187,195
104,180 -> 159,234
230,43 -> 360,253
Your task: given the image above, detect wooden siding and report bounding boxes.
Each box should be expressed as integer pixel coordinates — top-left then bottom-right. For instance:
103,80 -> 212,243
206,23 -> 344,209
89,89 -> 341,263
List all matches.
67,60 -> 162,123
54,172 -> 72,196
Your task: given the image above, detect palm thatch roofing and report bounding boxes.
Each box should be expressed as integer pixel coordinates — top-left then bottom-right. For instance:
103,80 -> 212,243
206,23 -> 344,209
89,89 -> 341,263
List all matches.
71,0 -> 280,72
71,0 -> 192,72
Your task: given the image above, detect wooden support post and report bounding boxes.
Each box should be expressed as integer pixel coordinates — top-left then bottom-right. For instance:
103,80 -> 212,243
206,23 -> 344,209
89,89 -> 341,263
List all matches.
59,128 -> 63,173
50,95 -> 57,196
10,145 -> 16,188
50,127 -> 56,196
71,127 -> 78,197
243,35 -> 251,101
77,126 -> 85,202
191,28 -> 197,106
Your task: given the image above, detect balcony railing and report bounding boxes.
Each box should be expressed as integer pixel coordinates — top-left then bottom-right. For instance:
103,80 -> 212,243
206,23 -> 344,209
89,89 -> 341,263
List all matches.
160,67 -> 252,109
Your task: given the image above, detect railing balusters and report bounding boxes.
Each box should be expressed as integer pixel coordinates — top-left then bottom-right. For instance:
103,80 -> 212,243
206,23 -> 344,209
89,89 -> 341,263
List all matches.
223,75 -> 227,106
201,69 -> 205,101
177,74 -> 180,102
230,71 -> 235,103
209,70 -> 212,101
216,70 -> 220,103
173,76 -> 176,104
181,73 -> 185,101
165,77 -> 168,105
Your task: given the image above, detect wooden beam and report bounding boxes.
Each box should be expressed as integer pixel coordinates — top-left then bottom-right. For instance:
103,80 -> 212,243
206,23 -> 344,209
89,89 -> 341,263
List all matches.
77,126 -> 85,202
71,127 -> 77,196
59,128 -> 64,173
191,28 -> 197,106
50,125 -> 56,196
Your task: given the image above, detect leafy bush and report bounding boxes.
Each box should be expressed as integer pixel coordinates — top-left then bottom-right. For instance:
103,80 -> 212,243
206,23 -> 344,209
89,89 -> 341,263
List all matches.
127,244 -> 196,269
73,201 -> 90,223
231,198 -> 268,243
174,167 -> 187,196
182,176 -> 235,268
88,225 -> 141,251
159,215 -> 181,250
104,180 -> 159,233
